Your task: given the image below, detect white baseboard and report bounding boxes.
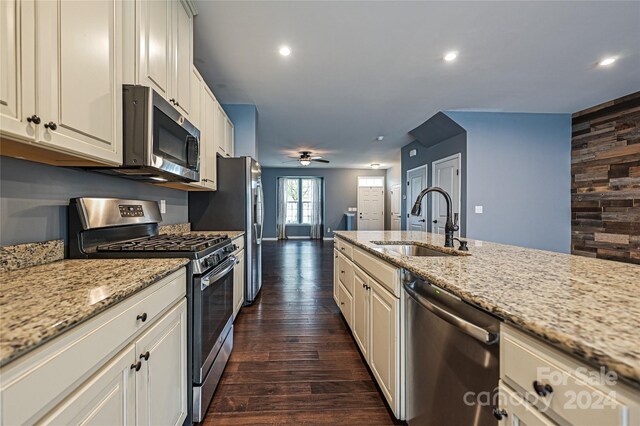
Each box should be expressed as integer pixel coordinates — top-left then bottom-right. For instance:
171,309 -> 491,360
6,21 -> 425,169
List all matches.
323,237 -> 334,240
287,236 -> 310,240
262,237 -> 277,241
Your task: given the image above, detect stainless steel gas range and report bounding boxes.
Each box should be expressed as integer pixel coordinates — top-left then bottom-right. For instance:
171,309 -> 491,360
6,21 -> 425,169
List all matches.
68,197 -> 236,423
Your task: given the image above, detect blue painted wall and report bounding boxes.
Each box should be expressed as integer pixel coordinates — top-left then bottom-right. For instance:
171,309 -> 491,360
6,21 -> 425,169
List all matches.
222,104 -> 259,159
445,111 -> 571,253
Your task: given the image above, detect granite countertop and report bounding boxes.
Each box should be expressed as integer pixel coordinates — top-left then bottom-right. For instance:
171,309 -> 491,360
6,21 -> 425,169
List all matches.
334,230 -> 640,387
194,230 -> 245,239
0,258 -> 189,367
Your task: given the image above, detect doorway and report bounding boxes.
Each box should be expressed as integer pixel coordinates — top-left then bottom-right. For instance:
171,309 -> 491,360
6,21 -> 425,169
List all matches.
390,183 -> 402,230
357,176 -> 384,230
431,153 -> 461,235
406,165 -> 427,231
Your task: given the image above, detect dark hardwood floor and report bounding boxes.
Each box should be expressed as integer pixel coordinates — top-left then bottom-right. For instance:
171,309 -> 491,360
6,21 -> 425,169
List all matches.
203,240 -> 403,425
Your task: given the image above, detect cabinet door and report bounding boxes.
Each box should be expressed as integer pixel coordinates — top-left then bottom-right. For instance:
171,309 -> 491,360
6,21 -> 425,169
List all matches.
0,0 -> 36,141
138,0 -> 171,99
333,249 -> 340,304
352,267 -> 369,360
214,102 -> 226,156
136,299 -> 187,426
202,88 -> 217,189
233,249 -> 245,319
35,0 -> 122,164
172,0 -> 192,117
190,66 -> 202,129
40,344 -> 136,425
225,117 -> 234,157
369,278 -> 399,410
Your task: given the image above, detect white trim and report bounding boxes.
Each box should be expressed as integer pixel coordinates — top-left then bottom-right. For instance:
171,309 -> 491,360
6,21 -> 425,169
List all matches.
406,165 -> 428,231
431,152 -> 462,236
323,237 -> 334,241
287,236 -> 311,240
357,176 -> 386,230
262,237 -> 277,241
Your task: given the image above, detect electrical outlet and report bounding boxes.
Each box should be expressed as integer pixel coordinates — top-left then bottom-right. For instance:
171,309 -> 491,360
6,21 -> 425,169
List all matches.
160,200 -> 166,214
475,240 -> 483,247
475,205 -> 483,214
409,149 -> 417,157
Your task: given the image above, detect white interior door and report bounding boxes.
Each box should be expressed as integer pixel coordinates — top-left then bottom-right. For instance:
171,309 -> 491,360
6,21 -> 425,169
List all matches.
390,184 -> 402,231
357,186 -> 384,230
432,154 -> 461,235
406,166 -> 427,231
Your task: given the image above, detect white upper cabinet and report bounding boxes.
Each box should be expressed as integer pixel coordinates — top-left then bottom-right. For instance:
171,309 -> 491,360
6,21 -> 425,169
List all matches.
172,0 -> 192,117
0,0 -> 35,142
35,0 -> 123,164
215,102 -> 226,156
0,0 -> 122,165
201,86 -> 218,189
137,0 -> 172,99
134,0 -> 193,118
225,116 -> 234,157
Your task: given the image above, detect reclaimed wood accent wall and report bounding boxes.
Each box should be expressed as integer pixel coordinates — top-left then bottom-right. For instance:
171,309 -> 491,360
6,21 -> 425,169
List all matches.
571,91 -> 640,264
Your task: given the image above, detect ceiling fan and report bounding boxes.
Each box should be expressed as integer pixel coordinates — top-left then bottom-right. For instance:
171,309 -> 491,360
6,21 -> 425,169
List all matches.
283,151 -> 330,166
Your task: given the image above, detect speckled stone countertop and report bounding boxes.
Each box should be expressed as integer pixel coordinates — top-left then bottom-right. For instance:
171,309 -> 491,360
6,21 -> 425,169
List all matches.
159,223 -> 245,240
334,230 -> 640,387
0,258 -> 189,367
0,240 -> 65,272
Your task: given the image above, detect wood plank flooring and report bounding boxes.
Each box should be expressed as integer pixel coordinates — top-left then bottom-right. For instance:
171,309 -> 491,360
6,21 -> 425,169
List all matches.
203,240 -> 403,425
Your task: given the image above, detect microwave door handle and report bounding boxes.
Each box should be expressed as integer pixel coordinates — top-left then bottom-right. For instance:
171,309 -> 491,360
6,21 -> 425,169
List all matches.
201,256 -> 236,291
186,136 -> 199,170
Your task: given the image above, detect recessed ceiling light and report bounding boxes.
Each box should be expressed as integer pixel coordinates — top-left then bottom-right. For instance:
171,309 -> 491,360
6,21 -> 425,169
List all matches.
371,163 -> 380,169
279,46 -> 291,57
376,136 -> 384,141
444,51 -> 458,62
599,57 -> 616,66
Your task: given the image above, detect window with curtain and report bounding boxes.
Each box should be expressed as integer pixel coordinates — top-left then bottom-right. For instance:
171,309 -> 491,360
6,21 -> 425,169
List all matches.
277,177 -> 323,239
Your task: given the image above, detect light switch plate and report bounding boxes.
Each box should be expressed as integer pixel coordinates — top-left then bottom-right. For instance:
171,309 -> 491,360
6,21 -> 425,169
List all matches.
475,205 -> 483,214
409,149 -> 417,157
160,200 -> 166,214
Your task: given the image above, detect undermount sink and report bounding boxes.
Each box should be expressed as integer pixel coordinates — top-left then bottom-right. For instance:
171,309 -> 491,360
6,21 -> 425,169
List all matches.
373,243 -> 455,257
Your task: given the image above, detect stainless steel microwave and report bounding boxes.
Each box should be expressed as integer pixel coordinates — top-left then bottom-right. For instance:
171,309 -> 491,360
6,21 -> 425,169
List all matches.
97,85 -> 200,183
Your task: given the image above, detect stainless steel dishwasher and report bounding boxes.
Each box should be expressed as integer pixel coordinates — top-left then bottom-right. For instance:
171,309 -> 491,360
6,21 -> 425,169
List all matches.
403,270 -> 501,426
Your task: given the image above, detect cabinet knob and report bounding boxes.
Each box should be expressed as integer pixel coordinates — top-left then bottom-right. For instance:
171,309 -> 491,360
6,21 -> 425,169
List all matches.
492,408 -> 508,420
340,302 -> 345,305
341,270 -> 345,274
44,121 -> 57,131
26,115 -> 41,124
175,102 -> 180,107
169,98 -> 176,104
131,361 -> 142,371
136,312 -> 148,322
140,351 -> 150,361
533,380 -> 553,397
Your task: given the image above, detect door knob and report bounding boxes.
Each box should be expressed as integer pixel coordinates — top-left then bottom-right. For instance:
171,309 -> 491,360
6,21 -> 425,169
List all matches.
418,219 -> 426,223
26,115 -> 41,124
432,220 -> 438,224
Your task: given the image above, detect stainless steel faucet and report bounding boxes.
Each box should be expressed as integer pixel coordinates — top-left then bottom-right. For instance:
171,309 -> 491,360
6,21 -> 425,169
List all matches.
410,186 -> 459,248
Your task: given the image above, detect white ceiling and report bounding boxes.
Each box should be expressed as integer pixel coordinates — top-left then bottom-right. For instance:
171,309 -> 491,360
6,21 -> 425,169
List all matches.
193,1 -> 640,169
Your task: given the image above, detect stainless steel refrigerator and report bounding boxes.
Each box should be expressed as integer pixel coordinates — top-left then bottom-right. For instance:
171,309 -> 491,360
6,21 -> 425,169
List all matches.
189,157 -> 263,304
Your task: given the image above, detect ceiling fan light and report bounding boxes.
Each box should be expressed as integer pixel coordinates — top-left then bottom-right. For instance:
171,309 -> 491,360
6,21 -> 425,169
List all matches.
299,159 -> 311,166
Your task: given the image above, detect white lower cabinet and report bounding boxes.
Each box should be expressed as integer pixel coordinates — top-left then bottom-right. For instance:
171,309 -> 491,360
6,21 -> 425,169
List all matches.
352,266 -> 370,360
369,278 -> 399,409
333,249 -> 340,304
0,269 -> 188,425
334,238 -> 402,419
233,248 -> 246,319
39,344 -> 137,425
136,299 -> 188,426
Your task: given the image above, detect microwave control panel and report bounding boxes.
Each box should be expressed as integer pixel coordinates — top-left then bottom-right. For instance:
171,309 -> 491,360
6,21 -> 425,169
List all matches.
119,204 -> 144,217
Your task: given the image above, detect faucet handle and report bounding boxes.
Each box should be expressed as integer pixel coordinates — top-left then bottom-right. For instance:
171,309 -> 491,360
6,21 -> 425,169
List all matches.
453,213 -> 460,231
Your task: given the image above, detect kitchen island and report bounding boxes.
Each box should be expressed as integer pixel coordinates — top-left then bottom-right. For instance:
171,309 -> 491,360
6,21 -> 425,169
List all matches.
334,230 -> 640,424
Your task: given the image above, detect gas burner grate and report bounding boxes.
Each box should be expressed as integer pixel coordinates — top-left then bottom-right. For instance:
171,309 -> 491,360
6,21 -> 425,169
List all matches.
96,233 -> 229,253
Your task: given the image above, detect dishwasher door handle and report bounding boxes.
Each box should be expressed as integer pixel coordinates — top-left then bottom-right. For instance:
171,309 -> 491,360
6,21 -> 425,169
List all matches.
404,283 -> 499,345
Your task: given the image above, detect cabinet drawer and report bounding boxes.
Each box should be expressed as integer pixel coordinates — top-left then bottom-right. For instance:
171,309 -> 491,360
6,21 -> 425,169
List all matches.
338,253 -> 354,294
336,238 -> 353,259
1,268 -> 186,425
498,381 -> 555,426
338,283 -> 353,329
353,247 -> 400,297
501,326 -> 631,426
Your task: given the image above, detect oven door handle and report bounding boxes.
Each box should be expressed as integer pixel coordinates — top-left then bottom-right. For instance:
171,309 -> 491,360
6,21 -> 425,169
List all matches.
201,256 -> 236,291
